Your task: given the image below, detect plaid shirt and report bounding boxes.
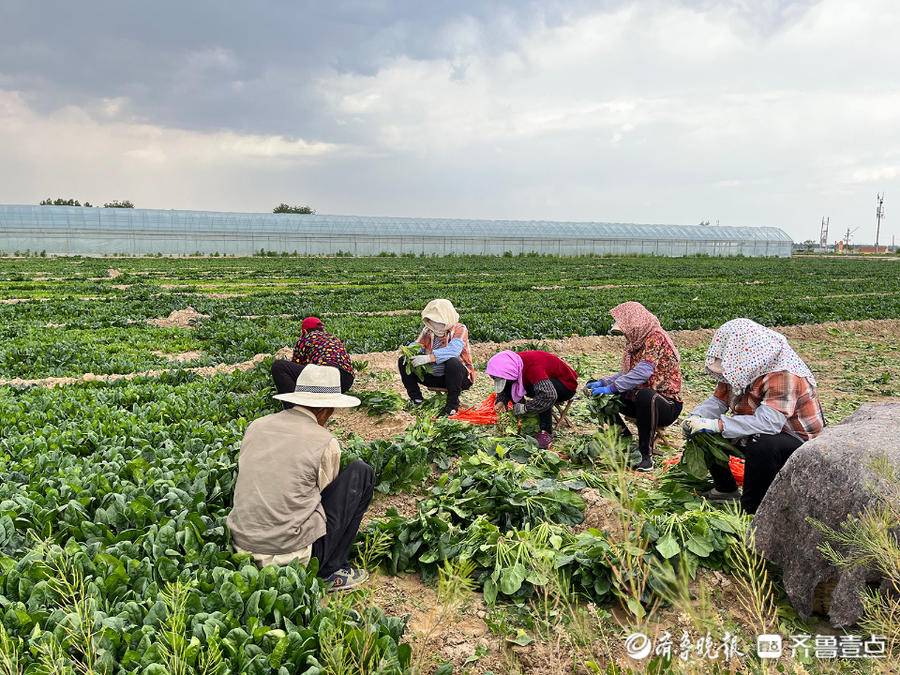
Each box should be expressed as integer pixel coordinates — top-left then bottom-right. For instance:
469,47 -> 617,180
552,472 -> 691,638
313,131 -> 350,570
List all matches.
714,371 -> 824,441
292,330 -> 354,375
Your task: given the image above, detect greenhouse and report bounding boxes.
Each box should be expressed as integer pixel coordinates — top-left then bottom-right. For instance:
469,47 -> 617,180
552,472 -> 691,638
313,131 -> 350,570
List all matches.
0,205 -> 794,257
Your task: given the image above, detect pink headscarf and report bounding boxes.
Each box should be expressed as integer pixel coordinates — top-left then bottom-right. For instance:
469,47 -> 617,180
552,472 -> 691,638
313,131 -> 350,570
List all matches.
486,350 -> 526,402
609,301 -> 680,371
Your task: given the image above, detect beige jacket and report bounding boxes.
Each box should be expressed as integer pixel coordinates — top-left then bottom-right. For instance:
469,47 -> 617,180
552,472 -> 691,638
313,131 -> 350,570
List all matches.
227,407 -> 341,565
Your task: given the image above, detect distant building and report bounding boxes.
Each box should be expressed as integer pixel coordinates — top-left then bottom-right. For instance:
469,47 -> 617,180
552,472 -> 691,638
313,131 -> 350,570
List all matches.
852,245 -> 894,254
0,205 -> 794,257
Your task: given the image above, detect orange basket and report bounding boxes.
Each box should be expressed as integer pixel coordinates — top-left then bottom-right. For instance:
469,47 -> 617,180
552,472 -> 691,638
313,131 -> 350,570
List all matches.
663,452 -> 745,486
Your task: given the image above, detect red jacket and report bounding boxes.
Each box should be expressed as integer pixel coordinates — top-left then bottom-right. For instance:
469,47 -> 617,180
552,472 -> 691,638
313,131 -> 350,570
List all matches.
519,351 -> 578,392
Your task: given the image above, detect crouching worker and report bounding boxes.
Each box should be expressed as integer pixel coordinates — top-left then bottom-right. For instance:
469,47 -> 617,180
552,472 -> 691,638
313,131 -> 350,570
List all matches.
683,319 -> 824,514
487,350 -> 578,450
272,317 -> 355,409
586,301 -> 683,472
227,365 -> 373,591
398,299 -> 474,416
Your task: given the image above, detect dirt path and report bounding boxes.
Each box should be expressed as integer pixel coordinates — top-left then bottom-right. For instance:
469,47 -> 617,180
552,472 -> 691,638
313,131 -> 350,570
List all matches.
0,353 -> 271,389
3,318 -> 897,389
352,318 -> 900,371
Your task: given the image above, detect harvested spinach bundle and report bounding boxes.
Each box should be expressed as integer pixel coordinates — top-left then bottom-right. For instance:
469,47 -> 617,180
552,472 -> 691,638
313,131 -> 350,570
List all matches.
680,433 -> 742,479
399,343 -> 433,379
357,389 -> 405,416
587,393 -> 623,426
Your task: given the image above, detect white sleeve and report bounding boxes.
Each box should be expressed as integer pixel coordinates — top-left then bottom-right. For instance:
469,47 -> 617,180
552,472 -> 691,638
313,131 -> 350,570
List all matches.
690,396 -> 728,419
720,404 -> 787,439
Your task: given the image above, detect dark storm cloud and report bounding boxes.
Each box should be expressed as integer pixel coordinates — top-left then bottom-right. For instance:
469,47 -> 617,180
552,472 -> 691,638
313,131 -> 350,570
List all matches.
0,0 -> 815,141
0,0 -> 584,140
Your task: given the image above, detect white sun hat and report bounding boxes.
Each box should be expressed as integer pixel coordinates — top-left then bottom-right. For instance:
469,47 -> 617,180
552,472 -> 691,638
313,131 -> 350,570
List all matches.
273,364 -> 361,408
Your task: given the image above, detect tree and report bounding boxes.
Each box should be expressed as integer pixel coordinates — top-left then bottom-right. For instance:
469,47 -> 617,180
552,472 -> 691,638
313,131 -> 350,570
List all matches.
273,203 -> 315,214
103,200 -> 134,208
40,197 -> 91,207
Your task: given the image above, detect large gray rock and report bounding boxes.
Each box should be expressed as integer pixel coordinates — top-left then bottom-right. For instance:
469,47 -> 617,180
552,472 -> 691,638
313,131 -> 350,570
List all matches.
753,402 -> 900,627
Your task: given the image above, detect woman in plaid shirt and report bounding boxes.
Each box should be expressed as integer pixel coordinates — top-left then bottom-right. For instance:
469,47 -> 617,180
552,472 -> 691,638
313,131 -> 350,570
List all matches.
683,319 -> 825,514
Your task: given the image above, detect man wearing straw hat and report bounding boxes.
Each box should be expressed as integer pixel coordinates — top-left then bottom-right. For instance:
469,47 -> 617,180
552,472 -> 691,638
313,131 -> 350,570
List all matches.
227,364 -> 373,591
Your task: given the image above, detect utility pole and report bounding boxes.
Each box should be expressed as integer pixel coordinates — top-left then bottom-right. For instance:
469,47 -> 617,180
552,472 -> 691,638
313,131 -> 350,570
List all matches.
819,217 -> 829,247
875,193 -> 885,250
842,226 -> 859,251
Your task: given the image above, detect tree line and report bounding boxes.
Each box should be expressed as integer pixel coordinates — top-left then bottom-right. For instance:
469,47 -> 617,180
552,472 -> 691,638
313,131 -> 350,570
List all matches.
38,199 -> 316,213
40,198 -> 134,208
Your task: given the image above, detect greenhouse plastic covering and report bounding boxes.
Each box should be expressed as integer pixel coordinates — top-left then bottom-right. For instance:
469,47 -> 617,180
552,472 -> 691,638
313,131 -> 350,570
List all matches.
0,205 -> 793,257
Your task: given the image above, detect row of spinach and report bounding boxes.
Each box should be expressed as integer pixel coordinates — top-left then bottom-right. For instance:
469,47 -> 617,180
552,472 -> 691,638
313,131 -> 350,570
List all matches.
0,367 -> 410,673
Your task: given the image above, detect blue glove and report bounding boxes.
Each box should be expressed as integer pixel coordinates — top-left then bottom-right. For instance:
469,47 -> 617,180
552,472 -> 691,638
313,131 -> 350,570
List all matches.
591,384 -> 616,396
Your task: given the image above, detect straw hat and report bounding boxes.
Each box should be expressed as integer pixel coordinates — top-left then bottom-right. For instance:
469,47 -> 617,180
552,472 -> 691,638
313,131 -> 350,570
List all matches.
274,364 -> 360,408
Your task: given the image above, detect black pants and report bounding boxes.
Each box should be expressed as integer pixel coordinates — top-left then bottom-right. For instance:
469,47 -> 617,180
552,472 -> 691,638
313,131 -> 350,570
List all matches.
536,379 -> 577,432
398,356 -> 472,412
708,432 -> 803,514
272,360 -> 355,410
615,388 -> 682,456
312,460 -> 374,578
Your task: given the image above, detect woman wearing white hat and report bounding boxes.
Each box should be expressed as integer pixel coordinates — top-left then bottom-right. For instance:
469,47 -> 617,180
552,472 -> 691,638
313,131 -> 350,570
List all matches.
227,364 -> 373,591
398,298 -> 475,416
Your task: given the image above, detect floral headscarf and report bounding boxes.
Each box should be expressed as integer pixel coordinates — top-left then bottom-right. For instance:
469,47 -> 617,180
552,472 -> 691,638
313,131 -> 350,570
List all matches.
609,301 -> 680,371
707,318 -> 815,400
486,350 -> 526,402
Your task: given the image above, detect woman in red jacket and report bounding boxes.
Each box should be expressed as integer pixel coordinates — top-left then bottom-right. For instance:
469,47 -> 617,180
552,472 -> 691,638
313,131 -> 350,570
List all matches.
486,349 -> 578,449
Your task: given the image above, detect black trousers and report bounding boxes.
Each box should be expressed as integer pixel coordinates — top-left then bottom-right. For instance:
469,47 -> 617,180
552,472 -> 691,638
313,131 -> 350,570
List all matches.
398,355 -> 471,412
615,388 -> 682,456
272,360 -> 355,410
708,432 -> 803,514
536,379 -> 577,432
312,460 -> 374,578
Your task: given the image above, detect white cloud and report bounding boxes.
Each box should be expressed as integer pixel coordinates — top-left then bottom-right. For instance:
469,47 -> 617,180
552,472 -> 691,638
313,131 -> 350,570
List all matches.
309,0 -> 900,240
1,0 -> 899,242
0,90 -> 343,208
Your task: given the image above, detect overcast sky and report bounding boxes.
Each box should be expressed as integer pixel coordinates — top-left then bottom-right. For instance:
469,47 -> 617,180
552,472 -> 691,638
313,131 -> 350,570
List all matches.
1,0 -> 898,243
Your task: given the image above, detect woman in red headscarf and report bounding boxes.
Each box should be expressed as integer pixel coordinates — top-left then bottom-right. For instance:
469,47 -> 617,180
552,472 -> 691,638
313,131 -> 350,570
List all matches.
586,302 -> 682,471
272,316 -> 355,408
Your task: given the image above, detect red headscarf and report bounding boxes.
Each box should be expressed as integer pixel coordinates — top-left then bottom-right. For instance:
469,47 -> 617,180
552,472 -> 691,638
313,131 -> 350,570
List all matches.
609,302 -> 679,371
301,316 -> 324,335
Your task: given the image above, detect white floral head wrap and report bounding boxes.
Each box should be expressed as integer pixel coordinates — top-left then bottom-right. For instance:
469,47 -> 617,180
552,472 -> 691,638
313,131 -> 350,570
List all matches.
706,319 -> 815,399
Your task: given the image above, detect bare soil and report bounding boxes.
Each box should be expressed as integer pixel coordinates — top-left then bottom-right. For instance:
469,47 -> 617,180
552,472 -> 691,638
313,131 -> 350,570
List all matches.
146,306 -> 210,328
0,353 -> 270,389
574,488 -> 626,541
332,407 -> 416,442
361,492 -> 420,527
351,319 -> 900,370
365,573 -> 508,674
151,350 -> 205,363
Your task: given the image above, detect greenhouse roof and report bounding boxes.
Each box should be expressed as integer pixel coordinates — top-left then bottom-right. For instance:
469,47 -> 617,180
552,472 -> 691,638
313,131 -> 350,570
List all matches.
0,205 -> 793,242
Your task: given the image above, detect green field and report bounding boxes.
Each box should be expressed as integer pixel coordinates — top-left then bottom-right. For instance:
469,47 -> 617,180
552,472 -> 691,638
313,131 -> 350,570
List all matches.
1,255 -> 898,379
0,256 -> 898,674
